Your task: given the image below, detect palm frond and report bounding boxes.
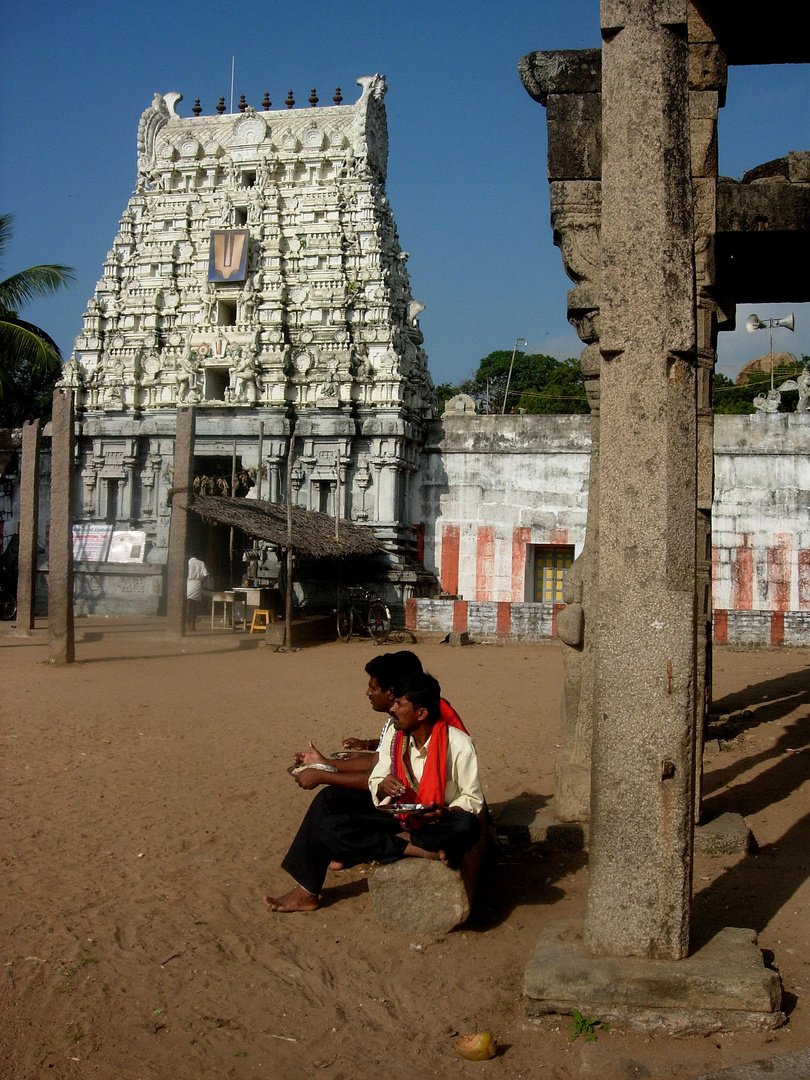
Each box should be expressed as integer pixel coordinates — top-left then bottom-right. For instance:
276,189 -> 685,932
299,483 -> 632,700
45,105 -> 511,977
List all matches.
0,317 -> 63,389
0,213 -> 12,262
0,316 -> 63,403
0,264 -> 76,312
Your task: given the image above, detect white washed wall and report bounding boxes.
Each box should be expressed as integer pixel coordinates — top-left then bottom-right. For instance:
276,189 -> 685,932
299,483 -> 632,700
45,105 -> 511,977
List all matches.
412,412 -> 810,631
413,415 -> 591,602
712,414 -> 810,614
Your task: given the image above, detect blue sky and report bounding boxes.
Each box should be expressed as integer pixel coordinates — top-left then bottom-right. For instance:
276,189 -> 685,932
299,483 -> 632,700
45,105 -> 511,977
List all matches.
1,0 -> 807,386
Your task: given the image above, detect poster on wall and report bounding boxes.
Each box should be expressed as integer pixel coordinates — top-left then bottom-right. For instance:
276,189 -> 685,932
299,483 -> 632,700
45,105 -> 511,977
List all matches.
107,530 -> 147,564
72,523 -> 113,562
208,230 -> 249,282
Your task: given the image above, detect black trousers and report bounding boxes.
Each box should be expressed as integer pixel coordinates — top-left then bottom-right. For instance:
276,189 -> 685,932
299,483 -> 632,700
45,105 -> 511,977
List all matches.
281,785 -> 481,896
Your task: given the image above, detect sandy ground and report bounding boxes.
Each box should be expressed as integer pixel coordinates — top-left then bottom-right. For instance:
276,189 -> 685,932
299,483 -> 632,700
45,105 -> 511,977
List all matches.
1,620 -> 809,1080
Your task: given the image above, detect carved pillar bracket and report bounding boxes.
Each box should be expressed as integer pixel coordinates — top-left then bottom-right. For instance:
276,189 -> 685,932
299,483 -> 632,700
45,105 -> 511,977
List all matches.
520,50 -> 604,825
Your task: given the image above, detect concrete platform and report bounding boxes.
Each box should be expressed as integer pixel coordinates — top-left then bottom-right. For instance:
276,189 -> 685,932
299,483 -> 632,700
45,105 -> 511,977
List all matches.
524,921 -> 784,1033
691,1049 -> 810,1079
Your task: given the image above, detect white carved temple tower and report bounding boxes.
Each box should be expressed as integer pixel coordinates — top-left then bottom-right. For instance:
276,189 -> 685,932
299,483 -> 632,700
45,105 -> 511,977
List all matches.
61,76 -> 437,597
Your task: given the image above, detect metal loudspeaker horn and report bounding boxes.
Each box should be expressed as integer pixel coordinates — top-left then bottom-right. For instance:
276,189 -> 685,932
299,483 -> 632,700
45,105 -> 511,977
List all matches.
777,313 -> 795,332
746,314 -> 765,332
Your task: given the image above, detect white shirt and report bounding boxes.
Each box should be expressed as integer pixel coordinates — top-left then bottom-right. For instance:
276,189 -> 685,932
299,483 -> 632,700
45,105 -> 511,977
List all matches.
369,723 -> 484,815
186,558 -> 209,600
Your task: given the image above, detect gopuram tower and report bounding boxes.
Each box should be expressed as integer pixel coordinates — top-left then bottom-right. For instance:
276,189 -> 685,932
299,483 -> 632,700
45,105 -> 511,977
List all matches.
62,76 -> 436,595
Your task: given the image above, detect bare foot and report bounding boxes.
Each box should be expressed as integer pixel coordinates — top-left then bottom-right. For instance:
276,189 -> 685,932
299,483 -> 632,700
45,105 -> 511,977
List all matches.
264,886 -> 319,912
328,860 -> 345,871
402,842 -> 447,863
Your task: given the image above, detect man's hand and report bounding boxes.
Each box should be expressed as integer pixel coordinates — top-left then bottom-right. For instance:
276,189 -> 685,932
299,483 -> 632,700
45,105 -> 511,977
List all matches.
292,741 -> 328,767
342,737 -> 373,751
293,768 -> 324,790
377,773 -> 407,799
415,805 -> 443,825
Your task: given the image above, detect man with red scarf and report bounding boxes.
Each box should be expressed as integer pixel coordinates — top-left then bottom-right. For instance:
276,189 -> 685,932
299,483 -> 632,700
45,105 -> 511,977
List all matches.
265,672 -> 483,913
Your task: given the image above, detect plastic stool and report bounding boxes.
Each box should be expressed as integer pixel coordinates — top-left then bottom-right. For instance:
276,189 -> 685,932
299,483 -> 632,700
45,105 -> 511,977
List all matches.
250,609 -> 272,633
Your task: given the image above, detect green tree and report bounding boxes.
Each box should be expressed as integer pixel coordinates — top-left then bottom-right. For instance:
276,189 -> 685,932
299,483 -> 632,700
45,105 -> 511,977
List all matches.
714,360 -> 808,414
0,213 -> 75,422
439,349 -> 588,414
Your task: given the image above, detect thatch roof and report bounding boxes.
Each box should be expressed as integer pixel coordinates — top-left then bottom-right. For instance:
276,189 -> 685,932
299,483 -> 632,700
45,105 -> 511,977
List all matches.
190,495 -> 383,559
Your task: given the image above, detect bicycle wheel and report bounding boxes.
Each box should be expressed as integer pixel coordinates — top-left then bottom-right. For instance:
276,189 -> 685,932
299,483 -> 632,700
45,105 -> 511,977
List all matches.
367,601 -> 391,644
336,606 -> 354,642
0,591 -> 17,621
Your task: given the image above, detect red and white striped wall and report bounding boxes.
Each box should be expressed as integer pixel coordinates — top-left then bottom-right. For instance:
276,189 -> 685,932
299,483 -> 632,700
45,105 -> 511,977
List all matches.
411,412 -> 809,645
436,523 -> 575,604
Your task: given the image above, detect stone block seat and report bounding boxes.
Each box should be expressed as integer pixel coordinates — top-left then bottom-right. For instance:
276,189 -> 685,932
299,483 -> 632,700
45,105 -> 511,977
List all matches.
368,815 -> 487,939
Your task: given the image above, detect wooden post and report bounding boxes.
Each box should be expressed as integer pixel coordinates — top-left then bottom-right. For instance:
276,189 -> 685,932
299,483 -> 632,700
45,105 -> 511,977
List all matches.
257,421 -> 264,501
166,406 -> 196,637
335,448 -> 341,541
230,439 -> 236,586
49,390 -> 75,664
284,432 -> 295,649
17,419 -> 41,631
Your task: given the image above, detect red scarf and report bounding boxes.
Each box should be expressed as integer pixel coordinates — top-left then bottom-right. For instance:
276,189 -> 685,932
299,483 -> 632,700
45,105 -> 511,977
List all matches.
390,699 -> 467,828
439,698 -> 467,733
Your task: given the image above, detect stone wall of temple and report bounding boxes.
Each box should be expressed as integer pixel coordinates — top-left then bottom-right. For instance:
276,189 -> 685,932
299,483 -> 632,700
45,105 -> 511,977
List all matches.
712,414 -> 810,645
2,413 -> 808,629
415,414 -> 591,603
406,411 -> 810,642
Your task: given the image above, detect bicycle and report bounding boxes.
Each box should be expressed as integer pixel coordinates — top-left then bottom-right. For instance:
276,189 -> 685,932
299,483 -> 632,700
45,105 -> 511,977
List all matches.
336,586 -> 391,644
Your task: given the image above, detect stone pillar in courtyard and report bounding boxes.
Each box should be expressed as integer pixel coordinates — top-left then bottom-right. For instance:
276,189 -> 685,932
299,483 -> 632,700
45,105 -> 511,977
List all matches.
166,407 -> 196,637
49,391 -> 75,665
16,420 -> 41,633
587,0 -> 698,960
523,0 -> 784,1030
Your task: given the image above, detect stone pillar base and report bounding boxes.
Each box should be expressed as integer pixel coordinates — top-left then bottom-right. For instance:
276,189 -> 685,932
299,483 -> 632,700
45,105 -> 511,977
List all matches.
524,921 -> 783,1034
694,812 -> 752,855
493,795 -> 587,850
554,753 -> 591,823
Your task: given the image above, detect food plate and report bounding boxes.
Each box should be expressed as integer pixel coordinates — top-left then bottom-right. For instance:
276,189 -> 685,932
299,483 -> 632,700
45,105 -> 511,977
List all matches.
331,750 -> 376,760
377,803 -> 435,815
287,763 -> 339,776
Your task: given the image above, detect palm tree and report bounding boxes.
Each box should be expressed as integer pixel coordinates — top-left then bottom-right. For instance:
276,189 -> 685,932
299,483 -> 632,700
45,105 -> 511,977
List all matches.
0,213 -> 75,403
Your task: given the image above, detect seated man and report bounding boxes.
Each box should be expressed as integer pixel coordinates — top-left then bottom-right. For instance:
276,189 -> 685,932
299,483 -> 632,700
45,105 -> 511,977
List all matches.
265,672 -> 483,912
289,650 -> 424,796
290,650 -> 466,795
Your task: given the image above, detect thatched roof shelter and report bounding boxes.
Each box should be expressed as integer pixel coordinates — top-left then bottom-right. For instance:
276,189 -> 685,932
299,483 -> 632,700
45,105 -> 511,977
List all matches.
190,495 -> 383,559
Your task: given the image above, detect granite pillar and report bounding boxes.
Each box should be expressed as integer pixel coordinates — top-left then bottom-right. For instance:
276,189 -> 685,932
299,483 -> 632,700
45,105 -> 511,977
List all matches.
16,420 -> 41,632
587,0 -> 697,961
166,406 -> 196,637
49,391 -> 75,664
522,0 -> 788,1029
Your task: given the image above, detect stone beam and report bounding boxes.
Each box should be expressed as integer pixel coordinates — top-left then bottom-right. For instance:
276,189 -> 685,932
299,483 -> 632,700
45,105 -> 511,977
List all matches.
690,0 -> 810,65
715,163 -> 810,304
